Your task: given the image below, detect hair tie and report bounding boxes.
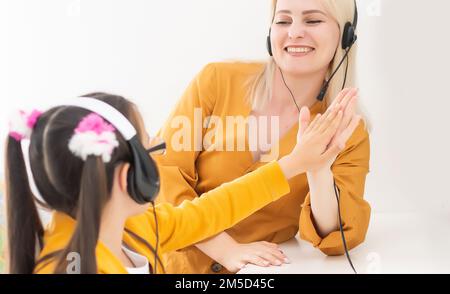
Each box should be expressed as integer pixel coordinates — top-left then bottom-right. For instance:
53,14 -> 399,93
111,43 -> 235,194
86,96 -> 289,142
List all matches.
68,113 -> 119,163
9,109 -> 43,142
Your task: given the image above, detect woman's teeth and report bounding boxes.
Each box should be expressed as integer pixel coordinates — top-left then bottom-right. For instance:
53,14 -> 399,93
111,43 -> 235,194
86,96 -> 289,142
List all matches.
286,47 -> 314,53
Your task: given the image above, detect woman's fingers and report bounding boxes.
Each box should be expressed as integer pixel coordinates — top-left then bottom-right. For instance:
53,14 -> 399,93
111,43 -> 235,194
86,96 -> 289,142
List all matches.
258,243 -> 286,264
307,87 -> 356,133
320,113 -> 350,162
322,114 -> 361,162
316,104 -> 341,133
266,247 -> 288,264
330,88 -> 353,109
322,110 -> 344,138
311,109 -> 333,133
344,96 -> 358,118
340,115 -> 362,143
246,251 -> 286,267
256,252 -> 281,266
306,113 -> 322,132
327,88 -> 357,130
245,255 -> 271,267
336,96 -> 358,135
340,88 -> 358,111
298,106 -> 311,136
242,242 -> 288,267
342,93 -> 358,122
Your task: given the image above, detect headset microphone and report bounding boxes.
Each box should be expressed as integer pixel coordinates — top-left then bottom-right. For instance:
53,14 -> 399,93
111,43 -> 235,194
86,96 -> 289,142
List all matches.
316,45 -> 354,101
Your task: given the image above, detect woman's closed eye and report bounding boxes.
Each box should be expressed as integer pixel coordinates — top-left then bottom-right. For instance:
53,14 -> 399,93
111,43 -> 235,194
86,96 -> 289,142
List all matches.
275,17 -> 292,25
305,19 -> 324,25
275,18 -> 324,25
276,21 -> 292,25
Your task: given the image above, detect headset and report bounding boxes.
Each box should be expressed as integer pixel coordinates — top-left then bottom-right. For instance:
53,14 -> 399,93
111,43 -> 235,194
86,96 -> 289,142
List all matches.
65,97 -> 164,273
66,98 -> 162,204
267,0 -> 358,101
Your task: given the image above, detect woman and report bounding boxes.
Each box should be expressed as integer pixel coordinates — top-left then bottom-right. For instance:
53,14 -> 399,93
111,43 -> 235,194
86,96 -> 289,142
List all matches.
156,0 -> 370,273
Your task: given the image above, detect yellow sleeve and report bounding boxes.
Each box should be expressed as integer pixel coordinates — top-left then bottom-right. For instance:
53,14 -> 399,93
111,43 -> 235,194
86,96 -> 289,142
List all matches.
299,121 -> 371,256
154,63 -> 218,205
126,161 -> 290,254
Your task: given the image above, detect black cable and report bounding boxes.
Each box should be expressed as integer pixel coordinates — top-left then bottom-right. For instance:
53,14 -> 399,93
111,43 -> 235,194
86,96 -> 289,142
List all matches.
334,181 -> 357,274
279,67 -> 301,113
151,201 -> 159,274
335,51 -> 357,274
317,47 -> 352,101
279,63 -> 357,274
328,48 -> 351,89
342,50 -> 350,90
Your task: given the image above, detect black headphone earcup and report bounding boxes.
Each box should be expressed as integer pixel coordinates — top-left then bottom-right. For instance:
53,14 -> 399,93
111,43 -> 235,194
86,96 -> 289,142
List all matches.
342,22 -> 356,50
126,136 -> 160,204
266,35 -> 273,56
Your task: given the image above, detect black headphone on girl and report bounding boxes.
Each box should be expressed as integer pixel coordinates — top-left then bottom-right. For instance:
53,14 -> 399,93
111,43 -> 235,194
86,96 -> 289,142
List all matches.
266,0 -> 358,101
66,98 -> 163,205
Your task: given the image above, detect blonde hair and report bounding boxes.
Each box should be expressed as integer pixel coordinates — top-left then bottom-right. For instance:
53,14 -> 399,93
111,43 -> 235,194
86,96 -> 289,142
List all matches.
247,0 -> 371,131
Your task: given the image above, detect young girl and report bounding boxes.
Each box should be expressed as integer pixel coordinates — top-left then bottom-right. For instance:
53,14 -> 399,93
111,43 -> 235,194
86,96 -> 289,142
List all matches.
4,92 -> 356,274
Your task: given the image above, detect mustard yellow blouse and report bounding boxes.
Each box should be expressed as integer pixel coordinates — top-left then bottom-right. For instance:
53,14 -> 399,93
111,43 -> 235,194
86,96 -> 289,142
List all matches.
34,162 -> 291,274
155,62 -> 371,274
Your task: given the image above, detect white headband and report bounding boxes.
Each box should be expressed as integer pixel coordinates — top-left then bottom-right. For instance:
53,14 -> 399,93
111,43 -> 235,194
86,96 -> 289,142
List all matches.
64,97 -> 137,140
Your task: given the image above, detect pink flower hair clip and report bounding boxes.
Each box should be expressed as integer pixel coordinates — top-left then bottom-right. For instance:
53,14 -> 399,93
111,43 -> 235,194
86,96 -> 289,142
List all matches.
9,109 -> 43,142
68,113 -> 119,163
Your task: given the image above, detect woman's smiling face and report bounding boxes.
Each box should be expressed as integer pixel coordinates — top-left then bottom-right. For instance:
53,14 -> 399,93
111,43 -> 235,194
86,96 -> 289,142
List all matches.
270,0 -> 341,76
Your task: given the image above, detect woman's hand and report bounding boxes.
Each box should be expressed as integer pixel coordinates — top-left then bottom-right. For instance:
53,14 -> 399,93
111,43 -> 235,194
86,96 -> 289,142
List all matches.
327,88 -> 361,165
216,241 -> 289,272
278,97 -> 345,178
309,88 -> 361,172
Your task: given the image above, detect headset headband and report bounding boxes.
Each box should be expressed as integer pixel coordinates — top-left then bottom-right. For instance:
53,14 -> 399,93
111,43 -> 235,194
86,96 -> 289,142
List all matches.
65,97 -> 137,140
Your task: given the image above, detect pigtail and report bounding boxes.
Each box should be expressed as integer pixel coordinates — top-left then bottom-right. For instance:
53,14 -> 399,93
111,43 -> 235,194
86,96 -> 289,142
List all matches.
54,156 -> 108,274
5,137 -> 44,274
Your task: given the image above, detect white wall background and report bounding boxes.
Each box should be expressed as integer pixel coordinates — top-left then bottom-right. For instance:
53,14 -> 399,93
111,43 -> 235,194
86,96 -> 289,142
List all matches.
1,0 -> 449,214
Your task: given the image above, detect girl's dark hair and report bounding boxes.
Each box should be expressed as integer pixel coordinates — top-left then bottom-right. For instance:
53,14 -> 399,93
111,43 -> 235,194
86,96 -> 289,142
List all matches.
5,93 -> 154,274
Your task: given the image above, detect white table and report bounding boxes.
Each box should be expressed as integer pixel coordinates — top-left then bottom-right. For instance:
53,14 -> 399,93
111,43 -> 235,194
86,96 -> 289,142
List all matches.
238,212 -> 450,274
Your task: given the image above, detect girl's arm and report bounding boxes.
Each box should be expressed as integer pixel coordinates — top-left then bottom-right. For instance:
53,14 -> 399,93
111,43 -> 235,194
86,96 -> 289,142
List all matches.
126,101 -> 345,256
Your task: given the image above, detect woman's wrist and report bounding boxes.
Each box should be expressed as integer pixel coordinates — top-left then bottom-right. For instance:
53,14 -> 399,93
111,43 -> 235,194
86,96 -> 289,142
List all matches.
307,166 -> 333,179
195,232 -> 239,263
214,241 -> 240,266
278,154 -> 305,179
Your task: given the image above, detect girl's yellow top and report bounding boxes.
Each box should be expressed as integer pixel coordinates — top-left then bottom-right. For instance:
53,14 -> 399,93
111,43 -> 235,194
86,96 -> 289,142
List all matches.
155,62 -> 371,274
34,161 -> 290,274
